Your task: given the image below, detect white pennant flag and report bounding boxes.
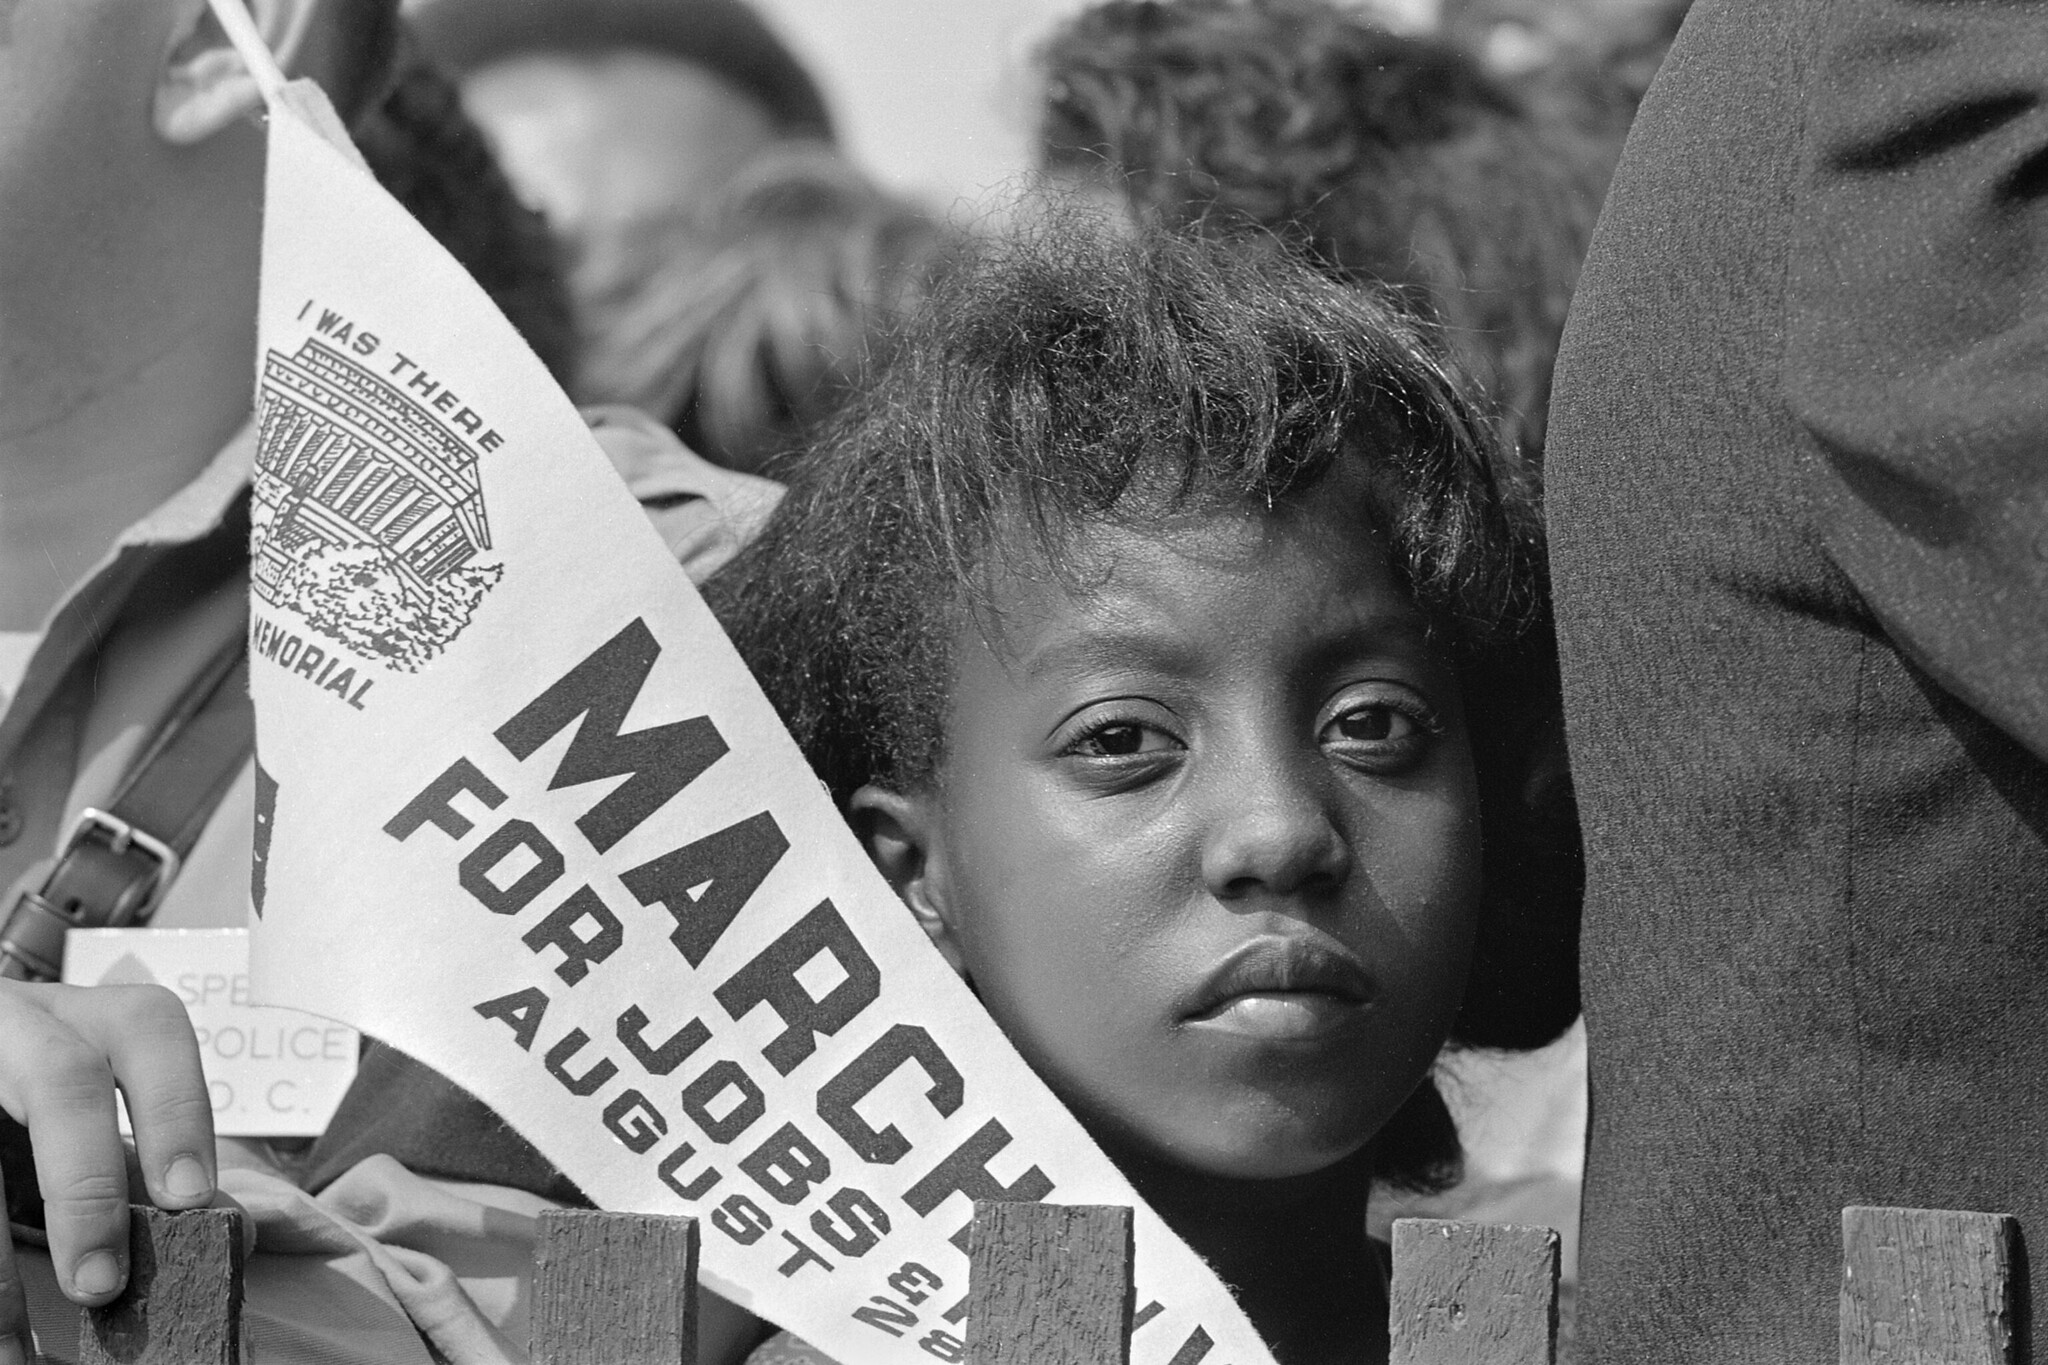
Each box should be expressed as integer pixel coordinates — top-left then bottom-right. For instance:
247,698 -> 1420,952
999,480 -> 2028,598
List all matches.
218,7 -> 1279,1365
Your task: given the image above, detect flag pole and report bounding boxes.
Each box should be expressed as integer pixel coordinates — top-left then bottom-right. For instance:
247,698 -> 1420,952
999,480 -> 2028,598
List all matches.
203,0 -> 289,105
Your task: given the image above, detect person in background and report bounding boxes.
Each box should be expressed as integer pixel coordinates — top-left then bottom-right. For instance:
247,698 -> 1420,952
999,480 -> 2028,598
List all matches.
1,1 -> 403,1354
0,2 -> 774,1360
1036,0 -> 1597,1320
1544,0 -> 2048,1359
407,0 -> 849,449
1038,0 -> 1622,466
354,37 -> 580,384
574,144 -> 949,475
1438,0 -> 1689,112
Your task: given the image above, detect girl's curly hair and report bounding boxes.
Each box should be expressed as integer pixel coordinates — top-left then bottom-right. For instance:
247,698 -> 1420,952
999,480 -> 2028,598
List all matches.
1038,0 -> 1623,464
704,216 -> 1581,1190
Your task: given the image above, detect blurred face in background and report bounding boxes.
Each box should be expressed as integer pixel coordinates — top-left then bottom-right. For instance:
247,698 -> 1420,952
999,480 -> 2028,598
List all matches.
461,50 -> 778,257
456,47 -> 790,438
1441,0 -> 1685,74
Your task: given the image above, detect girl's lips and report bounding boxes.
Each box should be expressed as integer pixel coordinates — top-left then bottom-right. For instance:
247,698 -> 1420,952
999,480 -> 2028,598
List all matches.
1186,989 -> 1371,1041
1180,936 -> 1378,1041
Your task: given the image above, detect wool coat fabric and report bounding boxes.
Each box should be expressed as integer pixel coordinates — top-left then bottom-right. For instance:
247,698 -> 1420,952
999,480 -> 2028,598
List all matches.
1545,0 -> 2048,1359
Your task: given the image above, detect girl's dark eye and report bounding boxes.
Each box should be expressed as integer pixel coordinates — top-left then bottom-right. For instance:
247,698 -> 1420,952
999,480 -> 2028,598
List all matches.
1331,708 -> 1407,744
1070,720 -> 1177,758
1320,695 -> 1437,771
1054,701 -> 1185,769
1081,723 -> 1147,756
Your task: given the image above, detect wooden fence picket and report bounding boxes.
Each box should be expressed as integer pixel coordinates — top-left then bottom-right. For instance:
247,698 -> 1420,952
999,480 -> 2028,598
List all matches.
1387,1218 -> 1558,1365
78,1206 -> 246,1365
966,1201 -> 1134,1365
74,1201 -> 2046,1364
1840,1206 -> 2023,1365
530,1208 -> 700,1365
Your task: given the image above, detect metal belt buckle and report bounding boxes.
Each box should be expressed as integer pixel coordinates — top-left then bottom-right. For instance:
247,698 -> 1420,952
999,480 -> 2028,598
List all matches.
69,806 -> 183,920
0,810 -> 183,981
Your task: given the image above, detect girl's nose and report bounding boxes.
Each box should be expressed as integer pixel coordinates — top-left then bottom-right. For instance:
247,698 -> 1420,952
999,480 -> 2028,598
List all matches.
1199,759 -> 1353,901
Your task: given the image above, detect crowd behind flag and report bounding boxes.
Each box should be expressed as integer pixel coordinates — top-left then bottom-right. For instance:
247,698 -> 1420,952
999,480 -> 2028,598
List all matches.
211,3 -> 1277,1361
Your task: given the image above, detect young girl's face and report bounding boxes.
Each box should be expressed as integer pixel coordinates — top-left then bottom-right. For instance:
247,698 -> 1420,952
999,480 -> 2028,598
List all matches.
857,488 -> 1484,1181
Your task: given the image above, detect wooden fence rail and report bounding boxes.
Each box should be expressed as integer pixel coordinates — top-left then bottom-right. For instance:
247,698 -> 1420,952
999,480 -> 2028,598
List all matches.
75,1202 -> 2025,1363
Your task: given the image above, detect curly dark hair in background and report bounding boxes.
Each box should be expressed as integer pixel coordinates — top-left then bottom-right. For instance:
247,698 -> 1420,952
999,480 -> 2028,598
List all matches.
704,217 -> 1582,1191
1038,0 -> 1623,464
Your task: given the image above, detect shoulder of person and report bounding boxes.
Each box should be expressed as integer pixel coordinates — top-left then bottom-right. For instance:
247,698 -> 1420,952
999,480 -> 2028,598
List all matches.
582,405 -> 784,584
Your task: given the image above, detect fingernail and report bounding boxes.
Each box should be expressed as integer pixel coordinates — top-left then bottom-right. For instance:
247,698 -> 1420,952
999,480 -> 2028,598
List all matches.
71,1250 -> 123,1299
162,1154 -> 212,1200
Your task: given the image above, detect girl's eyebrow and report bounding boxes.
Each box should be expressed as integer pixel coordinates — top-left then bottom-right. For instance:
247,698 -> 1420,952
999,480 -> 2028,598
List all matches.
1294,611 -> 1442,678
1015,606 -> 1439,684
1016,626 -> 1198,682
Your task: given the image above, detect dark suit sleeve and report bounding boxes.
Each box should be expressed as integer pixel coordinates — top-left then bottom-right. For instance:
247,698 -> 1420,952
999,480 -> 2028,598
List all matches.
1784,0 -> 2048,761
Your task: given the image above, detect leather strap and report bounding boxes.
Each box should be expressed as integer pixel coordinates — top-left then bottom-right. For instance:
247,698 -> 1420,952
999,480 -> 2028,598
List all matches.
0,623 -> 252,982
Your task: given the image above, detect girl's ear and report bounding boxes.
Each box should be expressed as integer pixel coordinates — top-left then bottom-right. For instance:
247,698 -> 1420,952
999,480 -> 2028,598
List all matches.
155,0 -> 322,146
847,784 -> 968,978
